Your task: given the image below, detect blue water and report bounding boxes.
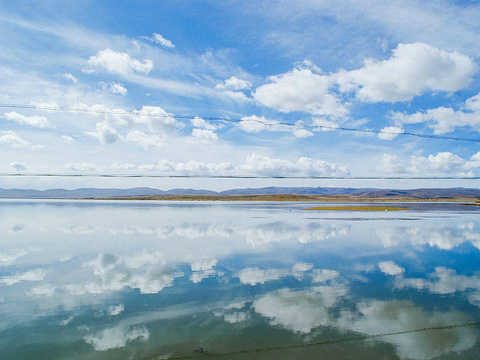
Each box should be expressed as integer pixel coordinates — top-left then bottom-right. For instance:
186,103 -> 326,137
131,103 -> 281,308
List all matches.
0,200 -> 479,359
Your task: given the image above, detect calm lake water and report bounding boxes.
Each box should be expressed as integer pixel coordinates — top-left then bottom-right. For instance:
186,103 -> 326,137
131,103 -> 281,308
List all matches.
1,200 -> 480,359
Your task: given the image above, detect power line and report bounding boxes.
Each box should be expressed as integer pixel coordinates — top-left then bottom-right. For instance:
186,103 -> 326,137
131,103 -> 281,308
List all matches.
152,321 -> 480,360
0,173 -> 479,179
1,103 -> 480,143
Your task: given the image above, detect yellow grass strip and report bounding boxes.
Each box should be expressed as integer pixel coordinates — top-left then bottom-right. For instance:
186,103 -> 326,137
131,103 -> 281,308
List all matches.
305,206 -> 410,211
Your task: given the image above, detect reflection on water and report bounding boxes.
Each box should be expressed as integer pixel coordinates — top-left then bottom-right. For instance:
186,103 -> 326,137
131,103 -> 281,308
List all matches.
0,201 -> 480,359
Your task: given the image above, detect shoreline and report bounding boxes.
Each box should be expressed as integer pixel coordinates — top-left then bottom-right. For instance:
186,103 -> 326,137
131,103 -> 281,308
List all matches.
88,194 -> 480,203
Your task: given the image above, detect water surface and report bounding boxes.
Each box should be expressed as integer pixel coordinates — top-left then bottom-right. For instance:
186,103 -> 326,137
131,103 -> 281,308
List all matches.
1,200 -> 480,359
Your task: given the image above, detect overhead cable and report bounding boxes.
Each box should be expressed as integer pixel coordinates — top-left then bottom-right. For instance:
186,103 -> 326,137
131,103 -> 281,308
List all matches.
1,103 -> 479,143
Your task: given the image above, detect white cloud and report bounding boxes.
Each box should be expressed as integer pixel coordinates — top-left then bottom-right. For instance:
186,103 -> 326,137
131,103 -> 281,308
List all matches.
88,49 -> 153,76
377,151 -> 480,175
190,117 -> 219,130
99,81 -> 128,96
291,262 -> 314,280
253,68 -> 348,118
243,154 -> 349,177
4,111 -> 54,128
409,152 -> 466,173
292,121 -> 314,138
132,106 -> 178,132
144,33 -> 176,48
376,154 -> 406,173
85,122 -> 122,144
378,261 -> 405,276
165,159 -> 233,176
0,131 -> 35,149
237,267 -> 289,285
253,285 -> 348,333
378,126 -> 404,140
392,92 -> 480,134
59,73 -> 78,83
395,267 -> 480,295
336,42 -> 475,102
84,325 -> 149,351
376,224 -> 480,251
342,300 -> 476,359
191,128 -> 218,143
215,76 -> 251,90
311,269 -> 340,283
63,163 -> 101,173
125,130 -> 164,150
312,117 -> 340,131
0,249 -> 28,266
107,304 -> 125,316
466,151 -> 480,169
465,93 -> 480,112
0,268 -> 48,285
237,115 -> 281,133
9,162 -> 27,171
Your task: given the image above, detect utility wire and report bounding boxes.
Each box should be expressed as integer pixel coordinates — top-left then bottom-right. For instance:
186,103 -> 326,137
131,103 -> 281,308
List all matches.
0,173 -> 479,179
1,103 -> 480,143
146,321 -> 480,360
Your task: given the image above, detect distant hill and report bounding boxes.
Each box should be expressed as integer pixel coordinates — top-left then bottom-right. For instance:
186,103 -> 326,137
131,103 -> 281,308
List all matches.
0,186 -> 479,199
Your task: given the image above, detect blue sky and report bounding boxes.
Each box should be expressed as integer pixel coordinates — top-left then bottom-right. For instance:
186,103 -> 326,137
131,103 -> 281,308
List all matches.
1,0 -> 480,189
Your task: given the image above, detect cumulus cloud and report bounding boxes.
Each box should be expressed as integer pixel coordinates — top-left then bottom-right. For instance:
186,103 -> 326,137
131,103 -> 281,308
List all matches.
0,249 -> 28,266
190,258 -> 217,283
132,106 -> 178,131
59,252 -> 179,295
341,300 -> 477,359
253,68 -> 348,118
85,122 -> 121,144
376,223 -> 480,250
125,130 -> 164,150
237,115 -> 283,133
9,162 -> 27,171
215,76 -> 251,91
395,267 -> 480,295
0,131 -> 36,149
191,128 -> 218,143
84,325 -> 149,351
99,81 -> 128,96
377,151 -> 480,175
376,154 -> 407,173
253,285 -> 348,333
237,267 -> 289,285
190,117 -> 220,130
84,154 -> 349,178
392,93 -> 480,134
336,42 -> 475,103
0,268 -> 48,286
378,261 -> 405,276
311,269 -> 340,283
312,118 -> 340,131
244,153 -> 350,177
88,49 -> 153,76
378,126 -> 404,140
107,304 -> 125,316
292,121 -> 314,138
4,111 -> 54,128
409,152 -> 466,173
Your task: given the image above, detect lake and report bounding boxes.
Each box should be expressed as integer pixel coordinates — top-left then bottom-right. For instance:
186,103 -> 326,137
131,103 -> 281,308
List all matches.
1,200 -> 480,359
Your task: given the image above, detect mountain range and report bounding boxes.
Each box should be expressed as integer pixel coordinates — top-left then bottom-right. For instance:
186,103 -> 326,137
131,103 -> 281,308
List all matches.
0,187 -> 479,199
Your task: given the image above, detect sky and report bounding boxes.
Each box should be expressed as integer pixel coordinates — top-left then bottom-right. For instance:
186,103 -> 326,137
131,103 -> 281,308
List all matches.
1,0 -> 480,190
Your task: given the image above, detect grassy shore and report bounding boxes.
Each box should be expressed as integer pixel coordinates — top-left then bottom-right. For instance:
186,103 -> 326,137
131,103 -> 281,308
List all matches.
96,194 -> 480,204
305,206 -> 410,211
